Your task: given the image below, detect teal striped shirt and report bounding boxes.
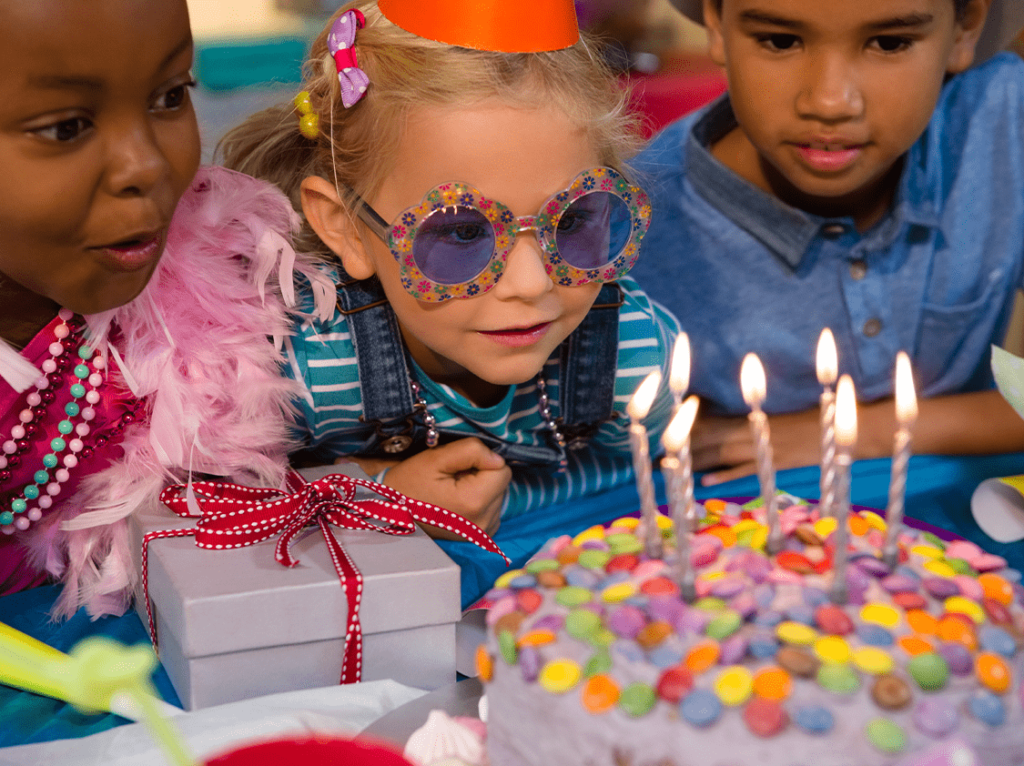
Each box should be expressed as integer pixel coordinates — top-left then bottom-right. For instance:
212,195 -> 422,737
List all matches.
285,274 -> 680,518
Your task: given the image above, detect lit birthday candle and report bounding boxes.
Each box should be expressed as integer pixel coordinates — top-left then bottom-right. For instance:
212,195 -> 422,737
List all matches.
831,374 -> 857,604
740,353 -> 782,554
667,333 -> 692,532
669,332 -> 691,407
627,370 -> 663,558
883,352 -> 917,568
662,395 -> 700,601
817,328 -> 838,518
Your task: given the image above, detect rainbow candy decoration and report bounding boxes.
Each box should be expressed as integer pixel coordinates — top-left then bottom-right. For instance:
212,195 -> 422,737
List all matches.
479,496 -> 1024,764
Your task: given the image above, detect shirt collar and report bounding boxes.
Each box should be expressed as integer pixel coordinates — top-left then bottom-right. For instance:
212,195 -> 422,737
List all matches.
685,96 -> 941,269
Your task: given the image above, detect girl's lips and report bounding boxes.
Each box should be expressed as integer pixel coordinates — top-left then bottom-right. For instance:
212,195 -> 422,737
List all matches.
795,143 -> 864,173
91,234 -> 163,273
479,322 -> 552,347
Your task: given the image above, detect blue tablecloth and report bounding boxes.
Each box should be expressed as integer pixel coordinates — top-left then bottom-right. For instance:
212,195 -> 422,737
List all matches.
0,585 -> 180,747
2,452 -> 1022,747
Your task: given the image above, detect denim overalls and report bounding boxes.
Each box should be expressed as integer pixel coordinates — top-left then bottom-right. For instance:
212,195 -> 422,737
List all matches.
337,274 -> 623,468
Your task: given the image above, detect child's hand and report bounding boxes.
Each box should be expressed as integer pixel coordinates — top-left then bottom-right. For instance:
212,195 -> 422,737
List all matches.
355,439 -> 510,538
691,409 -> 822,486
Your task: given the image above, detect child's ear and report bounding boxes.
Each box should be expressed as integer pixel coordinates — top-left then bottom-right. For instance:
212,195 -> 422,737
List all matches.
947,0 -> 992,73
703,0 -> 726,67
300,176 -> 376,280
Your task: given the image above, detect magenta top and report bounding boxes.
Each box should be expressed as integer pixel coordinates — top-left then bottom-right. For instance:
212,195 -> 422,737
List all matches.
0,313 -> 141,596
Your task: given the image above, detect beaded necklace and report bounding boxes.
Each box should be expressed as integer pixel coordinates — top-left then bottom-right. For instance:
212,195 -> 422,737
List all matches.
0,309 -> 141,534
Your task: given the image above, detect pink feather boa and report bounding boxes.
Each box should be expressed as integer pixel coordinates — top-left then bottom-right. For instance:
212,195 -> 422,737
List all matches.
23,166 -> 333,619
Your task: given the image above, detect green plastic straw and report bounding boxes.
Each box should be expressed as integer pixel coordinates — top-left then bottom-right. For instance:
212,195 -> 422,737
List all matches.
65,636 -> 198,766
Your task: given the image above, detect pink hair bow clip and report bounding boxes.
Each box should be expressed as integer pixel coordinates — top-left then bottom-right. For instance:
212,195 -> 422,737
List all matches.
328,9 -> 369,108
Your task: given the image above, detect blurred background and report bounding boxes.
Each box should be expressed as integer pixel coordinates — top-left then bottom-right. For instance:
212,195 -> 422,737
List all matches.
186,0 -> 722,161
187,1 -> 1024,163
186,1 -> 1024,350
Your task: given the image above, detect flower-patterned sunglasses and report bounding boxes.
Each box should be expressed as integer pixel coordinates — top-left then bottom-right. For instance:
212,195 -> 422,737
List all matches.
346,167 -> 651,302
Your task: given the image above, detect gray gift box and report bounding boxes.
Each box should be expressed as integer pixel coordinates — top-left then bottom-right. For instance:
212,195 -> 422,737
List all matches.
129,475 -> 461,710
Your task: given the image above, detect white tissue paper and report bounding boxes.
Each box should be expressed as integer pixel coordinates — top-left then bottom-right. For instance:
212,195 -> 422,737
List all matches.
0,680 -> 425,766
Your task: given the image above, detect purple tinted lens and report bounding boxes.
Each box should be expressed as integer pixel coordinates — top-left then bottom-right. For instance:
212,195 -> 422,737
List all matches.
554,192 -> 631,270
412,206 -> 495,285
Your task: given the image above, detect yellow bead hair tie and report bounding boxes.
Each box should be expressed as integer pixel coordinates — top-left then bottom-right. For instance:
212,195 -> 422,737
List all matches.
294,91 -> 319,139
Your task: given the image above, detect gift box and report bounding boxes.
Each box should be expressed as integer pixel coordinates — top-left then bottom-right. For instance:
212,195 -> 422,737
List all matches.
129,478 -> 463,710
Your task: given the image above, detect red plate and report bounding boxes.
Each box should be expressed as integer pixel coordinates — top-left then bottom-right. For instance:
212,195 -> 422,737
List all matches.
203,734 -> 413,766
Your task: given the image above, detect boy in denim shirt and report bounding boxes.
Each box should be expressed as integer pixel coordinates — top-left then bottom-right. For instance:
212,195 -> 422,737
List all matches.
632,0 -> 1024,483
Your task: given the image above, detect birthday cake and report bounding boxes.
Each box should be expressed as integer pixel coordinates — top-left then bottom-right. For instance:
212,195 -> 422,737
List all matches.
471,498 -> 1024,766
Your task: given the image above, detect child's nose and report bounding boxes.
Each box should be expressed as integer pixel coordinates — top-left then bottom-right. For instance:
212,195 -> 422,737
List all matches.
797,53 -> 865,122
103,121 -> 168,197
492,231 -> 552,301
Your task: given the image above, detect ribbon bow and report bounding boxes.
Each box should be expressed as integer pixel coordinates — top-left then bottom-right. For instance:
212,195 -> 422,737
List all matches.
328,9 -> 370,109
141,470 -> 508,684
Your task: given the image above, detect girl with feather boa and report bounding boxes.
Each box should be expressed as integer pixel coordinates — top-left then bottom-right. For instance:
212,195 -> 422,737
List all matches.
0,0 -> 331,619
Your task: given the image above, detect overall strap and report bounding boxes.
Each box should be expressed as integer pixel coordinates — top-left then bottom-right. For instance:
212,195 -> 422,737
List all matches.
335,275 -> 418,451
558,282 -> 623,443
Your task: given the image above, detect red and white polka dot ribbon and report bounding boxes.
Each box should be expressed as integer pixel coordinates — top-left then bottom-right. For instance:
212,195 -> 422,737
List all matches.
141,470 -> 508,684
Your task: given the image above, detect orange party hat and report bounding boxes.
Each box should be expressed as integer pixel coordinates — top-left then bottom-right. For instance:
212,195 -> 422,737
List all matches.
377,0 -> 579,53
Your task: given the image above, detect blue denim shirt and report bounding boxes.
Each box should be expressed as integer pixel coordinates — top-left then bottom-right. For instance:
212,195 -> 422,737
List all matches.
631,53 -> 1024,416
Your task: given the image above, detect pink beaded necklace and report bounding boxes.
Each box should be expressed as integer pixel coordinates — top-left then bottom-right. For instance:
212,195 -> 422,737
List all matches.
0,309 -> 142,534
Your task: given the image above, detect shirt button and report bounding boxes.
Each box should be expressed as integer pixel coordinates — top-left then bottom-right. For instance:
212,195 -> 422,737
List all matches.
822,223 -> 846,237
863,318 -> 882,337
382,435 -> 414,453
849,260 -> 867,280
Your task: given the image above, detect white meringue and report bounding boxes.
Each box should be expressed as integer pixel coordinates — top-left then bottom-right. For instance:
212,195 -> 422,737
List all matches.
478,694 -> 488,723
404,709 -> 485,766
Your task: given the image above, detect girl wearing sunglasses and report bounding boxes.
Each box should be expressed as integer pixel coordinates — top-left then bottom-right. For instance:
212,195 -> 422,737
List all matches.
222,0 -> 680,537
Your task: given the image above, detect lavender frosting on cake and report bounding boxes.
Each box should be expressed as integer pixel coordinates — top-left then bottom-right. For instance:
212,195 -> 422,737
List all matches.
477,498 -> 1024,766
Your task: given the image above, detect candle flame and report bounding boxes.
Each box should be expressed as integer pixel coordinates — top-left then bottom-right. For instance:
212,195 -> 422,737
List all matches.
816,328 -> 838,386
740,353 -> 767,408
894,351 -> 918,425
662,395 -> 700,453
835,374 -> 858,447
669,332 -> 691,397
627,370 -> 662,421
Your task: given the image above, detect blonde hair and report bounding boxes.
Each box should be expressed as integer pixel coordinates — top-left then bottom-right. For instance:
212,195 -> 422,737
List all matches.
219,0 -> 642,258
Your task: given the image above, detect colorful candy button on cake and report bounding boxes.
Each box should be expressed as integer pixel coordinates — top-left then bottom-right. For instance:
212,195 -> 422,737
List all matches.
480,499 -> 1024,766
